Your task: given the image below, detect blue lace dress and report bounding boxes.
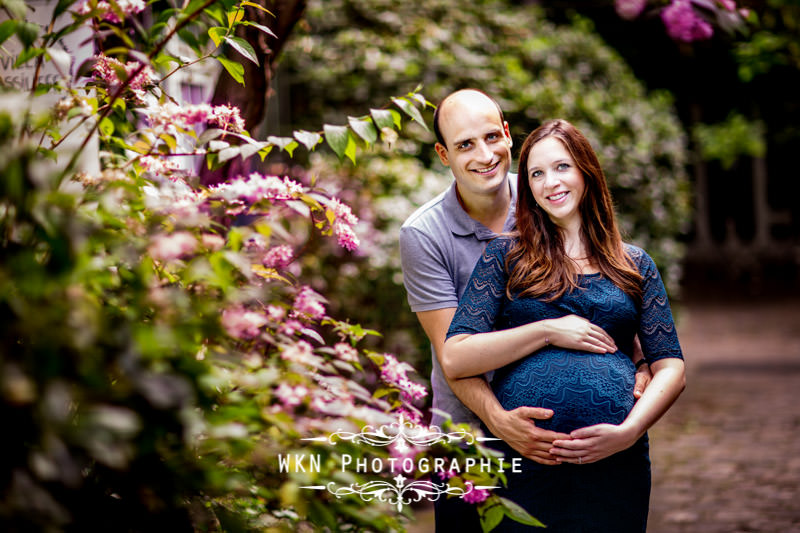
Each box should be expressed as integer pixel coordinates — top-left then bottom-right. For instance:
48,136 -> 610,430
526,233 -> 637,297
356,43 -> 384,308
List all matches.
446,237 -> 683,532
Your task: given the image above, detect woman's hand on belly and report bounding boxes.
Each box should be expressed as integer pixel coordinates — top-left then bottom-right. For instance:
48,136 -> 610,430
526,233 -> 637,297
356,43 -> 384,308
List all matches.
544,314 -> 618,354
547,423 -> 638,465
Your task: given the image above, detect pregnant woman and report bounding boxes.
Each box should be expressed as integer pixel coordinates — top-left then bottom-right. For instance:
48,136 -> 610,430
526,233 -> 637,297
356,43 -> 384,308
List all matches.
442,119 -> 686,532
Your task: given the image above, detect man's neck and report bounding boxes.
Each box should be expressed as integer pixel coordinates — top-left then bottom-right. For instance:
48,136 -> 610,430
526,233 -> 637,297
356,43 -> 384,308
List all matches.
456,179 -> 511,234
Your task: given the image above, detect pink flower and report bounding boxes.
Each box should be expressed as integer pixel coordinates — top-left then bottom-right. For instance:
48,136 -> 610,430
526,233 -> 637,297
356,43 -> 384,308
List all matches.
148,231 -> 197,262
78,0 -> 146,23
661,0 -> 713,42
262,245 -> 294,268
140,155 -> 181,176
718,0 -> 736,10
266,305 -> 286,322
201,233 -> 225,251
221,307 -> 267,339
274,383 -> 308,408
279,319 -> 304,336
93,54 -> 154,97
208,104 -> 246,133
380,354 -> 428,403
334,342 -> 359,363
209,173 -> 303,205
328,197 -> 360,251
280,340 -> 316,365
292,286 -> 326,321
615,0 -> 646,20
462,481 -> 490,504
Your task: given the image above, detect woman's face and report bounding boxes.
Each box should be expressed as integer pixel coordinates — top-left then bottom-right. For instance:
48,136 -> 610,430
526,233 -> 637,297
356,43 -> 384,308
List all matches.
526,136 -> 585,229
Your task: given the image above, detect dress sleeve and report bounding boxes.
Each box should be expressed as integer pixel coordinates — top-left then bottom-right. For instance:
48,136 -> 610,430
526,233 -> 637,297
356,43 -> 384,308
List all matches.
446,238 -> 511,339
630,245 -> 684,364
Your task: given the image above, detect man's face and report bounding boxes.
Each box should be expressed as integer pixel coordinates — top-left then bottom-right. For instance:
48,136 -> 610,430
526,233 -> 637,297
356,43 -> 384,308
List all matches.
434,93 -> 512,200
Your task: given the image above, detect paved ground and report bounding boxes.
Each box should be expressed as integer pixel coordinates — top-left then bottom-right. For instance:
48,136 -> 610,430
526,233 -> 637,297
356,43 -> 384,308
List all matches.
406,296 -> 800,532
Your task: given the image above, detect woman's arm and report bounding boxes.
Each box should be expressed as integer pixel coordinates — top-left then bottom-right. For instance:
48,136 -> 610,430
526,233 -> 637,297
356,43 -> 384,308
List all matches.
548,357 -> 685,464
442,314 -> 618,379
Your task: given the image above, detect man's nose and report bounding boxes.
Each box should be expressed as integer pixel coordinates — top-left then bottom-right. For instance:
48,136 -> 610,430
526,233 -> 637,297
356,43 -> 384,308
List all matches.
475,141 -> 493,162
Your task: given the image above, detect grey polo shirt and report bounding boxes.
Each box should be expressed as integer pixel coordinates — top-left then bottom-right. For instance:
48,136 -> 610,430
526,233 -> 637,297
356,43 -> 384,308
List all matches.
399,175 -> 517,427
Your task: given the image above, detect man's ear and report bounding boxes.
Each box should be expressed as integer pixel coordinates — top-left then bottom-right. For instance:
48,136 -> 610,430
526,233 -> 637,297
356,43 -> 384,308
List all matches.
435,143 -> 450,167
504,122 -> 512,148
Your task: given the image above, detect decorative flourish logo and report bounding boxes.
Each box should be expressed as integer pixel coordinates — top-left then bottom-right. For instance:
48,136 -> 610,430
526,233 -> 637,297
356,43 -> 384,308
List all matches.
301,415 -> 496,447
302,474 -> 481,512
280,416 -> 514,511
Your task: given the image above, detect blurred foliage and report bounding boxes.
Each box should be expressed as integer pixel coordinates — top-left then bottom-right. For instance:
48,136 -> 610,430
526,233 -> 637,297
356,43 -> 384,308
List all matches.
693,112 -> 766,169
0,1 -> 527,531
734,0 -> 800,82
281,0 -> 692,378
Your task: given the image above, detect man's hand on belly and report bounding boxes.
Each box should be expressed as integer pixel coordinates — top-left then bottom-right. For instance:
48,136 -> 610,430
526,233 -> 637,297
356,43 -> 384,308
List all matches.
486,406 -> 572,465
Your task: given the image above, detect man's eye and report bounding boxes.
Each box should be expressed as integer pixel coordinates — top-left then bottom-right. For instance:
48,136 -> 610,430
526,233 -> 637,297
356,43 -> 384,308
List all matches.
458,142 -> 471,150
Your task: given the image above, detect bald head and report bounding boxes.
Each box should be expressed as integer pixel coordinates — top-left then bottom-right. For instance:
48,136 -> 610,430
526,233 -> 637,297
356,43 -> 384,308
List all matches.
433,89 -> 505,146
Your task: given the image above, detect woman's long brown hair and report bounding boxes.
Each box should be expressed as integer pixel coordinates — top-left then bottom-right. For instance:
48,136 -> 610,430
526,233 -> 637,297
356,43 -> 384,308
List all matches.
507,119 -> 642,304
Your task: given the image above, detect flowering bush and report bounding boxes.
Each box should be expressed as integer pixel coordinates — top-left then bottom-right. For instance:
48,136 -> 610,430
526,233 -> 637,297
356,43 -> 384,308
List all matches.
0,1 -> 534,531
614,0 -> 749,42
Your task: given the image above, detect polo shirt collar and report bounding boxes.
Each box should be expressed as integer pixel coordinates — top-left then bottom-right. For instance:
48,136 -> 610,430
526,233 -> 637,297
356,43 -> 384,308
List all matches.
444,174 -> 517,239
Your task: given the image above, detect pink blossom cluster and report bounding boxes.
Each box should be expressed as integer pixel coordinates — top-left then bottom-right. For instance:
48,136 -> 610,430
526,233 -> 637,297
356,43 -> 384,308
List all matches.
78,0 -> 145,23
144,102 -> 245,134
93,54 -> 155,97
280,340 -> 316,365
209,173 -> 303,205
614,0 -> 646,20
221,306 -> 268,339
292,286 -> 326,321
274,383 -> 308,408
148,231 -> 197,262
140,155 -> 181,176
262,244 -> 294,268
461,481 -> 490,504
328,197 -> 360,251
334,342 -> 359,364
380,354 -> 428,403
661,0 -> 713,42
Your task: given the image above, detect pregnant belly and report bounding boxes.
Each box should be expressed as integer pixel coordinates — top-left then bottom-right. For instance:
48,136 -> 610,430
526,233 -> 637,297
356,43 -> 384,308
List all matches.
493,349 -> 636,434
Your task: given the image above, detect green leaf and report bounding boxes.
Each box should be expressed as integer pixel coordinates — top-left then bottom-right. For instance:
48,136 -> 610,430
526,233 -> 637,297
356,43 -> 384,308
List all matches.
15,21 -> 40,49
208,26 -> 227,47
323,124 -> 349,159
1,0 -> 26,19
392,96 -> 429,130
293,130 -> 322,151
227,8 -> 245,27
197,128 -> 225,145
99,117 -> 115,137
498,497 -> 545,527
224,36 -> 258,65
14,46 -> 44,68
479,499 -> 505,532
369,108 -> 394,130
201,3 -> 225,25
343,134 -> 357,164
348,116 -> 378,145
0,20 -> 17,47
218,146 -> 240,163
241,1 -> 274,16
266,136 -> 298,156
241,21 -> 277,39
216,56 -> 245,85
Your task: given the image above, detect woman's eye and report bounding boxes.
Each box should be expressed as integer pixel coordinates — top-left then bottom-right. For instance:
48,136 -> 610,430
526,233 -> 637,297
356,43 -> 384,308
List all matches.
530,170 -> 542,178
557,163 -> 570,171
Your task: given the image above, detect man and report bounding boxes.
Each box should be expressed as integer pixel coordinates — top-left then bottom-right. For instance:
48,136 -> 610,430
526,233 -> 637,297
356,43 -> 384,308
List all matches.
399,89 -> 649,528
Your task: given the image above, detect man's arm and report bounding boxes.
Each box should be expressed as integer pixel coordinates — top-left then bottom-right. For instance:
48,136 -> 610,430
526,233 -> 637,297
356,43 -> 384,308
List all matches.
416,308 -> 570,465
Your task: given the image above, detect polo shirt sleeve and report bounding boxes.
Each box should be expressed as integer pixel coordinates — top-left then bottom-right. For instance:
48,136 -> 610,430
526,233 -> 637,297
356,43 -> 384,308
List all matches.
399,225 -> 458,312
